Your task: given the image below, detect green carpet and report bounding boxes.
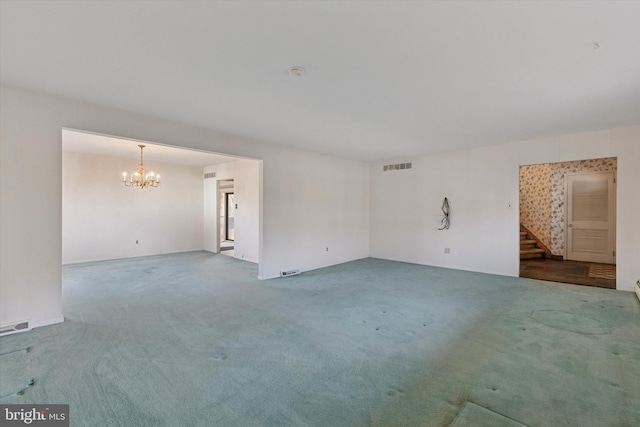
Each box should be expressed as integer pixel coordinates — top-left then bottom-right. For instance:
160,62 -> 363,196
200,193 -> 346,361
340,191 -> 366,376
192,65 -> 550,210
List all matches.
450,402 -> 527,427
1,252 -> 639,426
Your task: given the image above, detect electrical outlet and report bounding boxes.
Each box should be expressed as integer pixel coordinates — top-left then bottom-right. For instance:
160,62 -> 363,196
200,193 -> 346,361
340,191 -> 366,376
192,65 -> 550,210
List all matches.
636,280 -> 640,286
326,247 -> 329,252
136,240 -> 139,244
444,248 -> 451,254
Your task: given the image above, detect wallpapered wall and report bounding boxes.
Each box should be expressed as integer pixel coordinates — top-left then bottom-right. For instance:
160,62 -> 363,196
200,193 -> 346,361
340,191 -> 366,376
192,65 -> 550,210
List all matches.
520,163 -> 552,249
520,157 -> 617,256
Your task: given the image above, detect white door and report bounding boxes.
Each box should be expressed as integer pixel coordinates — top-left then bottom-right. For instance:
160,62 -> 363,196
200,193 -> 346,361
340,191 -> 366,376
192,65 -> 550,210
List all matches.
566,172 -> 616,264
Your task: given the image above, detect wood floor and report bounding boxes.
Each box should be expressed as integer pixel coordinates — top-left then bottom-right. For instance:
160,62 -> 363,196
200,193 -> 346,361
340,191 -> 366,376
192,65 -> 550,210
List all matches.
520,258 -> 616,289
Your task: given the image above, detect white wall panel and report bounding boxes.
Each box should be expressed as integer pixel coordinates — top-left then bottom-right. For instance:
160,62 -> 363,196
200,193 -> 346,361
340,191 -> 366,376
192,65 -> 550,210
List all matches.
203,159 -> 261,263
62,152 -> 204,264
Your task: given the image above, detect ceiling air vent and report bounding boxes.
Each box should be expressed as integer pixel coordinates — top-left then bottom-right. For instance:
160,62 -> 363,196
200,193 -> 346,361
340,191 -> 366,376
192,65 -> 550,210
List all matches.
204,172 -> 216,179
383,162 -> 412,172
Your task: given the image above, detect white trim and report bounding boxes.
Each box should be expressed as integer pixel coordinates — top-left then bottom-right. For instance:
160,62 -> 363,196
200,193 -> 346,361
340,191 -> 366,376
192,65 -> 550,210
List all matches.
0,320 -> 31,336
30,316 -> 65,329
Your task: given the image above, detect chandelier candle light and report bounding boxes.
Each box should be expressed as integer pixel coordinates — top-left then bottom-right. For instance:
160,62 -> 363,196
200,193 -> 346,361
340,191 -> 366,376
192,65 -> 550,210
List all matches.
122,144 -> 160,190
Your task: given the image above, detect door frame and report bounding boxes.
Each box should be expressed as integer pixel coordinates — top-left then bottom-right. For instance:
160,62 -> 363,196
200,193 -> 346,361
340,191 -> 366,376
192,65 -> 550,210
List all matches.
225,192 -> 235,241
215,179 -> 234,253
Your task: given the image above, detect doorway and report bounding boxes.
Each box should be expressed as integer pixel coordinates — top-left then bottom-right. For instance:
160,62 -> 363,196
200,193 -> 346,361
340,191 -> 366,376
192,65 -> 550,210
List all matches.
224,192 -> 235,241
219,179 -> 234,256
519,157 -> 617,288
63,128 -> 263,279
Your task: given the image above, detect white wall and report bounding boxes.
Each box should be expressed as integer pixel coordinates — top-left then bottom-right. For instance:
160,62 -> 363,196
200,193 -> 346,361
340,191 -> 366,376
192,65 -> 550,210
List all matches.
261,149 -> 370,276
370,125 -> 640,292
0,84 -> 370,328
203,159 -> 261,263
62,152 -> 204,264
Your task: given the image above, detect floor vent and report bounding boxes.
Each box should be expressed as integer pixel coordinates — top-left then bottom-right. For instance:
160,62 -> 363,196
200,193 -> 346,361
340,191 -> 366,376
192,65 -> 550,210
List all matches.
0,320 -> 31,336
383,162 -> 412,172
204,172 -> 216,179
280,269 -> 301,277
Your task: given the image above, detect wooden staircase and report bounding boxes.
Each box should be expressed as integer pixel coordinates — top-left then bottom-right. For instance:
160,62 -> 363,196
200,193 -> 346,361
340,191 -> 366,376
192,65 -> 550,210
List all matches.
520,229 -> 546,260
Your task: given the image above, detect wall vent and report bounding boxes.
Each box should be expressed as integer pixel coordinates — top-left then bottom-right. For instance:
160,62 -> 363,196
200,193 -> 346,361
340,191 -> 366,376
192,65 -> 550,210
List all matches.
280,269 -> 301,277
383,162 -> 412,172
204,172 -> 216,179
0,320 -> 31,336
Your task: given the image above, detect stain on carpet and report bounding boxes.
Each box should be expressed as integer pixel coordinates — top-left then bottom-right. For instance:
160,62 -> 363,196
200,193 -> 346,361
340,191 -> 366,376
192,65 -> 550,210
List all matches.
450,401 -> 527,427
0,346 -> 34,398
530,310 -> 611,335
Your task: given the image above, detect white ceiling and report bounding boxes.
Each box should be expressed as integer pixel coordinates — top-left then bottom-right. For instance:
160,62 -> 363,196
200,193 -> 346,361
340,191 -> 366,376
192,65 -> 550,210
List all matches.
62,129 -> 241,167
2,1 -> 639,162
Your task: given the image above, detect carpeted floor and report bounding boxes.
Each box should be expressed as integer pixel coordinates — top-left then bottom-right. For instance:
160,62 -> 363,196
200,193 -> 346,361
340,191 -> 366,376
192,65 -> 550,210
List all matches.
1,252 -> 639,426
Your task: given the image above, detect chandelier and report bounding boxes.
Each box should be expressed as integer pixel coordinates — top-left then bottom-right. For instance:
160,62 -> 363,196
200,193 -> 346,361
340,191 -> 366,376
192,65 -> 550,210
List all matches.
122,144 -> 160,190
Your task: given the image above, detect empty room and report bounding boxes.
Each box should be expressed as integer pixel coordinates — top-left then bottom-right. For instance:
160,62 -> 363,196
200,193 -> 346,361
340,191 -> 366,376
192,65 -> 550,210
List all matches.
1,1 -> 639,426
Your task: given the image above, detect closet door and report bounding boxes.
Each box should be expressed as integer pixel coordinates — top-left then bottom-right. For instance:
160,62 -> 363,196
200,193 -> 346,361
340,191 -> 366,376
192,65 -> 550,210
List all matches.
566,172 -> 615,264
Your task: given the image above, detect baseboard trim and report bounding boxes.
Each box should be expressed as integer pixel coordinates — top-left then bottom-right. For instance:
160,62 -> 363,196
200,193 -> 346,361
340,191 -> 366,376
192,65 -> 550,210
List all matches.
0,320 -> 31,336
0,315 -> 63,336
31,316 -> 65,329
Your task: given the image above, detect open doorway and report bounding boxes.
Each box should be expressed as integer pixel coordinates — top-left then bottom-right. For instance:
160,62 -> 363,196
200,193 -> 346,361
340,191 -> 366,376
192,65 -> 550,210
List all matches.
219,180 -> 235,256
62,128 -> 261,273
519,157 -> 617,288
204,160 -> 261,263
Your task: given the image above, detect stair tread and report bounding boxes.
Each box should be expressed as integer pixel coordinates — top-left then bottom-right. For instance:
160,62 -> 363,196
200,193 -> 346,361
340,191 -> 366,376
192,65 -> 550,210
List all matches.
520,248 -> 546,254
520,253 -> 545,259
519,227 -> 545,259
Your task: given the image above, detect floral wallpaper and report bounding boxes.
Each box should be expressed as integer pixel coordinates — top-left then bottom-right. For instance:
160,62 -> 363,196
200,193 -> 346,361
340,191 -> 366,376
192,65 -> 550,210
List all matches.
520,164 -> 552,249
520,157 -> 616,257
